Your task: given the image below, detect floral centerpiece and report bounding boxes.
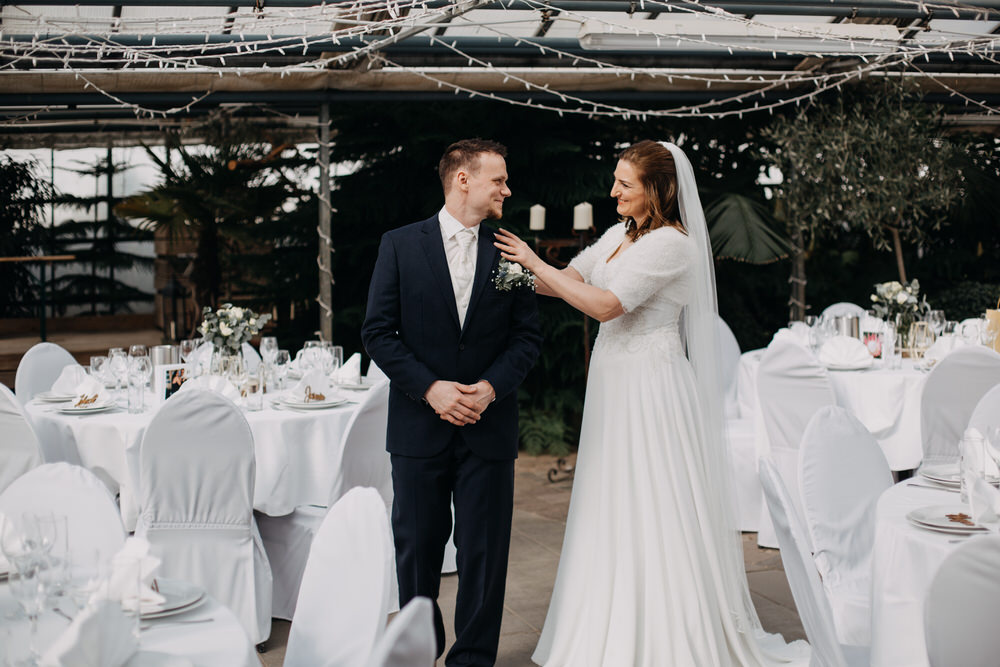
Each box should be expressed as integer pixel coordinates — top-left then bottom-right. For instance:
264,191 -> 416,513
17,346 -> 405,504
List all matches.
199,303 -> 271,355
870,279 -> 927,344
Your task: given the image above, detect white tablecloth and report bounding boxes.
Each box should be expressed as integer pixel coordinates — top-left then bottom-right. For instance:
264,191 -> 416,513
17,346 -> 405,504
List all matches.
0,584 -> 257,667
26,392 -> 362,527
870,480 -> 977,667
738,351 -> 927,470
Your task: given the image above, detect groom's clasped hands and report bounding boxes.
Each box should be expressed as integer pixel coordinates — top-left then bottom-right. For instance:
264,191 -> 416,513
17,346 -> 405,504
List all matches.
424,379 -> 495,426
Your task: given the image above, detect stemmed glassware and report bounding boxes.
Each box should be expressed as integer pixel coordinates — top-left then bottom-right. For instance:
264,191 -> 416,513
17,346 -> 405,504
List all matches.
260,337 -> 278,367
179,339 -> 199,365
1,514 -> 54,665
108,348 -> 129,403
927,310 -> 946,340
273,350 -> 290,391
128,355 -> 152,414
89,355 -> 109,387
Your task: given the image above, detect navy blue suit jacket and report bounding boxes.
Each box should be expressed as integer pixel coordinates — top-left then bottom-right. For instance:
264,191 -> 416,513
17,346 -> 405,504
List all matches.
361,214 -> 542,461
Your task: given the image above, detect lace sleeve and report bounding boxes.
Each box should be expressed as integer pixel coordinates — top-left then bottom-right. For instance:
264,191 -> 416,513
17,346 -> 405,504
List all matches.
606,227 -> 694,313
567,223 -> 624,284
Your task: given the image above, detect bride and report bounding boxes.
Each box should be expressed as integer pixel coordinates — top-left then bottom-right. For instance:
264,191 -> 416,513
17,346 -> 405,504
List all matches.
493,141 -> 809,666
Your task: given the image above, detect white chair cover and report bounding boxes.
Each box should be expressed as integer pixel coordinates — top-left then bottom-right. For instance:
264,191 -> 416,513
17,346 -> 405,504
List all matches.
365,597 -> 435,667
714,316 -> 761,530
924,534 -> 1000,667
920,346 -> 1000,465
0,462 -> 125,568
366,360 -> 389,385
285,487 -> 393,667
135,389 -> 272,644
758,458 -> 868,667
799,406 -> 892,646
14,342 -> 78,404
969,383 -> 1000,436
821,302 -> 866,320
241,342 -> 262,373
259,380 -> 393,620
0,383 -> 43,492
755,338 -> 836,548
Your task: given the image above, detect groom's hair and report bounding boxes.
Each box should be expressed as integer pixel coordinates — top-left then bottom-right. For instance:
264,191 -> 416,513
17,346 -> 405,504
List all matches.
438,138 -> 508,194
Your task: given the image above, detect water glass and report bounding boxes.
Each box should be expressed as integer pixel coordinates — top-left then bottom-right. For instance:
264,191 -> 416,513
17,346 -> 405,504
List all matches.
244,372 -> 264,411
8,560 -> 47,663
108,349 -> 129,400
927,310 -> 945,338
944,320 -> 958,335
128,356 -> 152,414
89,355 -> 109,385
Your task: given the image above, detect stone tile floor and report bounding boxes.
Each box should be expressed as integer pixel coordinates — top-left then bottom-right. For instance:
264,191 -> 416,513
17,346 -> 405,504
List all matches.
258,454 -> 803,666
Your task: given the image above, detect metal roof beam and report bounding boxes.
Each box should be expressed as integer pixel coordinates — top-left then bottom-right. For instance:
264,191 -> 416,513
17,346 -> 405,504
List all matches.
4,0 -> 1000,19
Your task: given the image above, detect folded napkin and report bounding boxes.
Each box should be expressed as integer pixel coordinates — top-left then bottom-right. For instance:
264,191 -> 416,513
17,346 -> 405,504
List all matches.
92,537 -> 166,612
72,376 -> 107,408
177,375 -> 241,402
51,364 -> 88,395
332,352 -> 362,384
39,599 -> 139,667
286,369 -> 337,403
966,473 -> 1000,533
818,335 -> 873,368
923,334 -> 967,364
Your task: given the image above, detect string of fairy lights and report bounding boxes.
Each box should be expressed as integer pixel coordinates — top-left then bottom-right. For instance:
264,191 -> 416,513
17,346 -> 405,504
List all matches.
0,0 -> 999,125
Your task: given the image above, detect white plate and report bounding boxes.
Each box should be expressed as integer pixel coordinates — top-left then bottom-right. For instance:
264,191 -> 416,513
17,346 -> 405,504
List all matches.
34,391 -> 77,403
56,401 -> 116,415
825,361 -> 873,371
280,397 -> 349,410
919,464 -> 961,486
906,505 -> 988,534
141,579 -> 205,619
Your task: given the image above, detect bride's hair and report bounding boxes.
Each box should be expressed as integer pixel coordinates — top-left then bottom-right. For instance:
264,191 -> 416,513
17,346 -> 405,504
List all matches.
617,140 -> 686,241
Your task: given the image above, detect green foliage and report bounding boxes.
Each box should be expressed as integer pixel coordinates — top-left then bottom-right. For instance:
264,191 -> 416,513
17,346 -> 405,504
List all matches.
926,281 -> 1000,321
704,192 -> 791,264
0,155 -> 53,317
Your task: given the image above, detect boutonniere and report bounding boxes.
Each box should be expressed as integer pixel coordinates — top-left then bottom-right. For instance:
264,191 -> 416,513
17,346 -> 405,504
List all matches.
492,258 -> 535,292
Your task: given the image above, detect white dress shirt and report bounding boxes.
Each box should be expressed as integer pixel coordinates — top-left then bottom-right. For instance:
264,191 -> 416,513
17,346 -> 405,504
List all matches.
439,207 -> 480,326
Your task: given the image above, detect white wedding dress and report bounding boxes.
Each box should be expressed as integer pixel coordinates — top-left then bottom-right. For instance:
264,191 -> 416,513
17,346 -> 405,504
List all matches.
532,222 -> 809,666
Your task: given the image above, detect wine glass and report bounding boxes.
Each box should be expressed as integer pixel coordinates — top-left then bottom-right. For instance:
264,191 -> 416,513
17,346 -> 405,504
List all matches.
8,559 -> 48,663
260,337 -> 278,367
128,356 -> 152,413
128,344 -> 148,358
927,310 -> 945,339
108,349 -> 129,401
89,355 -> 109,386
179,339 -> 198,364
273,350 -> 290,391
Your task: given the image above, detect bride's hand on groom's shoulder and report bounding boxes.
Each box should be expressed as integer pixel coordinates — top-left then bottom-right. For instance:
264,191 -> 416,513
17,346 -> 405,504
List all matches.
425,380 -> 483,426
494,229 -> 540,274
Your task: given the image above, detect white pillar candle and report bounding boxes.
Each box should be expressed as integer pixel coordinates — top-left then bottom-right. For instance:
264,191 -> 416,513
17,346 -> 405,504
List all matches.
529,204 -> 546,231
573,202 -> 593,231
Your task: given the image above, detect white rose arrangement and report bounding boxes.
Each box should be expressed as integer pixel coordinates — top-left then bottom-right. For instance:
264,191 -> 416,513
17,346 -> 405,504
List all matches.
199,302 -> 272,355
492,258 -> 535,292
870,279 -> 927,341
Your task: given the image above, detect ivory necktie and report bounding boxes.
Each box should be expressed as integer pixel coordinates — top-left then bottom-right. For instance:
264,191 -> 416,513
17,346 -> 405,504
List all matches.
454,228 -> 476,324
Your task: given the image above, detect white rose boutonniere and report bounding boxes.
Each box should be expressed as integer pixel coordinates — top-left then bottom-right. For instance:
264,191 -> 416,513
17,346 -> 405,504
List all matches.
492,258 -> 535,293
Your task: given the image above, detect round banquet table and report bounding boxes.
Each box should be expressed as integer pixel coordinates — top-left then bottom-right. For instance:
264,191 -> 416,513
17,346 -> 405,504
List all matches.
0,583 -> 257,667
26,390 -> 362,529
869,479 -> 986,667
738,350 -> 927,470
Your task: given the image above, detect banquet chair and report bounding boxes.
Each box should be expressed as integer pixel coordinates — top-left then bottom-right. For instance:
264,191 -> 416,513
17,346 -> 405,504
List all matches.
758,458 -> 869,667
968,382 -> 1000,436
820,302 -> 866,320
14,342 -> 78,404
755,338 -> 836,548
135,389 -> 272,644
799,406 -> 892,646
715,315 -> 761,531
365,597 -> 435,667
284,486 -> 394,667
924,534 -> 1000,667
0,383 -> 43,493
176,374 -> 241,402
0,462 -> 125,566
258,379 -> 393,620
920,346 -> 1000,465
367,360 -> 389,384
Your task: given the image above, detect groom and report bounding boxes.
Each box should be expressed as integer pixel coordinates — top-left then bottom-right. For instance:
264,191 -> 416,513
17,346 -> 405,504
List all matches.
362,139 -> 542,665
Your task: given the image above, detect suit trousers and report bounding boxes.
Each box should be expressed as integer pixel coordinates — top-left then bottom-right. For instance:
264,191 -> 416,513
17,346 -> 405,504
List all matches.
390,431 -> 515,667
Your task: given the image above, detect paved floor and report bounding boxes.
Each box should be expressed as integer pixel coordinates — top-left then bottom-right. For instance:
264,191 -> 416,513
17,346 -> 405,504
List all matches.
258,455 -> 804,666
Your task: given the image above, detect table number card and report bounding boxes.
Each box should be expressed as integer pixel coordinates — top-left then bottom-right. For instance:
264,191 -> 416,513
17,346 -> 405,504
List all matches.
154,364 -> 188,402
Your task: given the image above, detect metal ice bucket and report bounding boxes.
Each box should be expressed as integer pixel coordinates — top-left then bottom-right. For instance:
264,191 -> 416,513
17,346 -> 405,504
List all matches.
832,315 -> 860,339
151,344 -> 179,368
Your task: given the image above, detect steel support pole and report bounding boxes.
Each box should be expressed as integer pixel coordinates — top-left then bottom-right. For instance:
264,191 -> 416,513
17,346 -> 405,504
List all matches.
318,103 -> 333,343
